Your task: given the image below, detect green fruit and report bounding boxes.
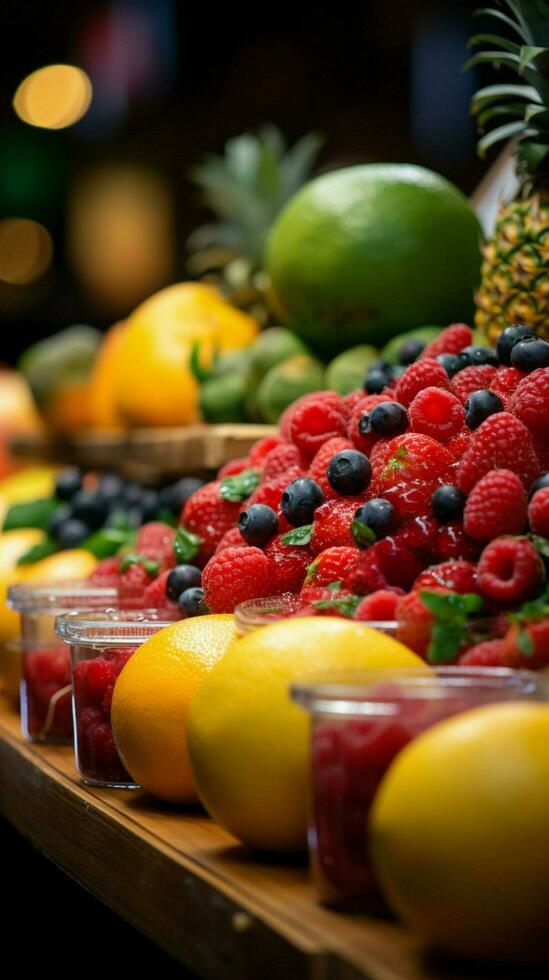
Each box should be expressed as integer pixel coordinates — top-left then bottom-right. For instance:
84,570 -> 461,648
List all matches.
256,354 -> 325,424
199,371 -> 249,423
266,164 -> 482,357
19,325 -> 101,405
249,327 -> 309,379
211,349 -> 252,378
381,327 -> 441,364
326,345 -> 378,395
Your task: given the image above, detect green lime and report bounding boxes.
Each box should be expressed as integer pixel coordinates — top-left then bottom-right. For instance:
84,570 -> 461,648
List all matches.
256,354 -> 325,423
326,345 -> 378,394
381,327 -> 441,364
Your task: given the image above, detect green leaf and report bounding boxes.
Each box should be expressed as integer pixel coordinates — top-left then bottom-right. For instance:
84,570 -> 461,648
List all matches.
351,519 -> 376,549
119,553 -> 160,577
327,580 -> 342,592
189,340 -> 216,383
519,44 -> 549,73
473,8 -> 528,42
477,120 -> 527,155
468,32 -> 522,55
16,537 -> 59,565
220,468 -> 260,502
313,595 -> 362,618
464,50 -> 523,73
427,620 -> 466,665
471,83 -> 542,113
517,626 -> 535,656
476,103 -> 529,128
3,497 -> 58,531
83,528 -> 134,559
281,524 -> 313,546
173,526 -> 203,564
531,534 -> 549,559
305,556 -> 319,582
419,591 -> 483,619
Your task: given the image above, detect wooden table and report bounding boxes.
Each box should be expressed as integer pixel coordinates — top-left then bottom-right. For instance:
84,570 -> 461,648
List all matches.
0,698 -> 514,980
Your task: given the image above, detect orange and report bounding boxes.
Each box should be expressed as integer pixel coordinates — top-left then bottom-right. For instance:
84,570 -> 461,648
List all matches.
111,614 -> 236,802
187,617 -> 423,852
370,702 -> 549,963
42,381 -> 91,433
86,320 -> 128,429
112,282 -> 259,427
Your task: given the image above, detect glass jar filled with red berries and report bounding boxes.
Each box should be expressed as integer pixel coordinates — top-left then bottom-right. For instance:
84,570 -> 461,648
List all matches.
292,667 -> 546,908
8,580 -> 120,744
55,609 -> 179,789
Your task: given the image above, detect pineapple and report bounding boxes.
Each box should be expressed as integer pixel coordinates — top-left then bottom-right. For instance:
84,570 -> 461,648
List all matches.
468,0 -> 549,343
187,125 -> 322,324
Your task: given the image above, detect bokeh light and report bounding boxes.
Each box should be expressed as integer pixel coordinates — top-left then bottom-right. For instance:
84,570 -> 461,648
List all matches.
13,64 -> 92,130
0,218 -> 53,285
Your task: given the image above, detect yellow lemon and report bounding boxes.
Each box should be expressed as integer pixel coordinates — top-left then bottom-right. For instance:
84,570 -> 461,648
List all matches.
0,528 -> 46,644
21,547 -> 97,582
0,465 -> 57,528
370,702 -> 549,963
187,617 -> 422,853
111,614 -> 236,802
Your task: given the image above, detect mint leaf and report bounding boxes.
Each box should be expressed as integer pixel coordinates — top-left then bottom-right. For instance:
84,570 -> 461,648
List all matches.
220,468 -> 260,503
516,627 -> 535,657
419,591 -> 483,619
313,595 -> 362,618
174,526 -> 203,564
531,534 -> 549,560
83,528 -> 135,559
3,498 -> 58,532
327,580 -> 342,592
427,620 -> 465,664
119,553 -> 160,576
351,519 -> 376,549
16,537 -> 59,565
281,524 -> 313,546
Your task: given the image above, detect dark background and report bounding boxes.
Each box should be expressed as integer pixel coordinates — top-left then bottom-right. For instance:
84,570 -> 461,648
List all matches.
0,0 -> 486,364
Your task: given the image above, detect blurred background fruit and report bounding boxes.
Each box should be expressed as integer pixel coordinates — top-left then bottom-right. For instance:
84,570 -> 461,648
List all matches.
0,369 -> 43,477
266,164 -> 482,356
86,320 -> 128,429
111,614 -> 236,803
0,528 -> 45,646
0,465 -> 57,528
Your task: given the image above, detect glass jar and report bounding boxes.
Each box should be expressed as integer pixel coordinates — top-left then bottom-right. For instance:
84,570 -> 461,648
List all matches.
55,609 -> 178,789
292,668 -> 547,908
8,580 -> 120,743
1,638 -> 22,704
235,594 -> 400,638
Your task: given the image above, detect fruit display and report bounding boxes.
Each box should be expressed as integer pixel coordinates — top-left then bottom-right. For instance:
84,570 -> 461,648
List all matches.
0,368 -> 43,476
468,1 -> 549,343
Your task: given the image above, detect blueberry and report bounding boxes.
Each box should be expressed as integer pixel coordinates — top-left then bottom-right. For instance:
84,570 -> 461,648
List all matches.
368,401 -> 408,437
47,504 -> 73,540
387,364 -> 406,381
431,484 -> 466,522
140,488 -> 162,522
465,389 -> 504,430
167,564 -> 202,601
353,498 -> 396,544
178,587 -> 208,617
529,472 -> 549,501
160,477 -> 205,516
97,473 -> 125,503
327,450 -> 372,496
436,353 -> 464,378
281,478 -> 324,526
363,369 -> 389,395
122,482 -> 144,507
496,324 -> 535,366
238,504 -> 278,546
461,345 -> 499,368
56,518 -> 91,548
510,336 -> 549,371
55,467 -> 82,501
71,489 -> 109,530
398,339 -> 425,365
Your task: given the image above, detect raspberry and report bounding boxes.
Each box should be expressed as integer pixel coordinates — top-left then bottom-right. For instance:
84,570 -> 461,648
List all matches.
445,429 -> 471,461
343,390 -> 366,414
451,365 -> 498,404
348,394 -> 393,454
395,590 -> 439,658
202,545 -> 272,612
310,499 -> 358,554
215,526 -> 246,552
394,358 -> 451,407
306,546 -> 358,587
510,368 -> 549,439
280,391 -> 348,460
298,583 -> 340,605
217,457 -> 251,478
371,433 -> 453,517
477,537 -> 544,605
248,435 -> 285,467
263,536 -> 311,593
354,590 -> 400,621
529,487 -> 549,537
456,413 -> 540,493
119,561 -> 153,598
459,639 -> 506,667
182,481 -> 242,564
409,387 -> 464,442
248,466 -> 303,512
436,522 -> 480,561
532,435 -> 549,473
490,366 -> 527,408
463,469 -> 527,541
88,557 -> 122,587
261,443 -> 303,482
135,522 -> 176,570
502,619 -> 549,670
142,569 -> 180,613
414,560 -> 477,594
307,437 -> 354,497
420,323 -> 472,359
344,538 -> 423,594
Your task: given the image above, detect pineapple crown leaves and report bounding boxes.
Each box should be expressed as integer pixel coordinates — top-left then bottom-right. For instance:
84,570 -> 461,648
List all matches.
467,1 -> 549,176
188,126 -> 323,264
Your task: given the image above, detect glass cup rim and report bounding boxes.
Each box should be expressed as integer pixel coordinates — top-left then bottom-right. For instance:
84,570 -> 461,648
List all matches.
291,666 -> 547,717
55,608 -> 179,646
8,578 -> 120,612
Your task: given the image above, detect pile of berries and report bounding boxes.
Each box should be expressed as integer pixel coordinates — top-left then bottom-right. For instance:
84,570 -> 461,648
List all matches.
172,322 -> 549,669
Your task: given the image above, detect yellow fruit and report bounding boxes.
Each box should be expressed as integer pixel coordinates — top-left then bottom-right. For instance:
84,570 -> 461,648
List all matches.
187,617 -> 423,852
21,548 -> 97,582
111,614 -> 236,802
0,465 -> 58,528
0,529 -> 45,645
113,282 -> 259,427
86,320 -> 128,429
370,702 -> 549,963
